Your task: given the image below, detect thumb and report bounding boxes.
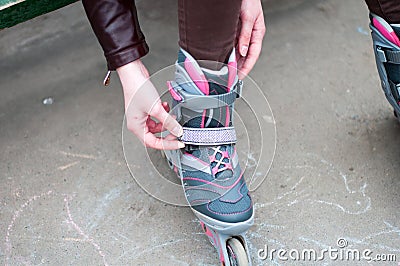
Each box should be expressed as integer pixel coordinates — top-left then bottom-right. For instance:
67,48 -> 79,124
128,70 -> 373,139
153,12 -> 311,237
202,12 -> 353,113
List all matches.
151,104 -> 183,137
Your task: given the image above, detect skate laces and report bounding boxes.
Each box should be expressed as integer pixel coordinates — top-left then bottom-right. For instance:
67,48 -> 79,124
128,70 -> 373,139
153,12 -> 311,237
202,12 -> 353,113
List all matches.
183,78 -> 235,179
209,145 -> 233,178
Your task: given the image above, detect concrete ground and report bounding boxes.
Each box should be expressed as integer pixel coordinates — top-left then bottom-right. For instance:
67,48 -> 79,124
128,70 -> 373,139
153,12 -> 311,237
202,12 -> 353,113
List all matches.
1,0 -> 399,265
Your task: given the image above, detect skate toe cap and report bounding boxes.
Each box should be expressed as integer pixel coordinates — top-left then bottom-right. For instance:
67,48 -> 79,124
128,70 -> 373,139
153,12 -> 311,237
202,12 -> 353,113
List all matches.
194,192 -> 253,223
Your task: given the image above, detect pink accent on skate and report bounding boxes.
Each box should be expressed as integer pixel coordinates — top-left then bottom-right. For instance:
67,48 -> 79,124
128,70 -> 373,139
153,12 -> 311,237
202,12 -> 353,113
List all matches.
219,239 -> 225,264
227,61 -> 237,91
200,221 -> 224,263
201,110 -> 207,128
219,181 -> 245,203
212,163 -> 233,176
225,106 -> 230,127
183,171 -> 243,189
186,187 -> 221,196
167,81 -> 182,101
211,167 -> 219,176
209,154 -> 216,162
373,17 -> 400,47
184,58 -> 209,95
201,221 -> 214,238
209,148 -> 233,176
188,180 -> 246,204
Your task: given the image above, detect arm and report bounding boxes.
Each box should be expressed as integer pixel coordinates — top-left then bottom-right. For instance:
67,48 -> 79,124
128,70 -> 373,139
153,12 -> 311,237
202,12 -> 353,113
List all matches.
82,0 -> 183,149
82,0 -> 149,70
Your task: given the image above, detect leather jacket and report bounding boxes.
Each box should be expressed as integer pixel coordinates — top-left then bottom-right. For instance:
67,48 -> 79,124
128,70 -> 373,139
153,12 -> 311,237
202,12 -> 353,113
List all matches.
82,0 -> 149,71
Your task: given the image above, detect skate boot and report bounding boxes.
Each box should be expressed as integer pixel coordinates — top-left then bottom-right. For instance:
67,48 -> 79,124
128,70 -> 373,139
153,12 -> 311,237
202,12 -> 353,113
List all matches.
164,48 -> 254,266
370,13 -> 400,120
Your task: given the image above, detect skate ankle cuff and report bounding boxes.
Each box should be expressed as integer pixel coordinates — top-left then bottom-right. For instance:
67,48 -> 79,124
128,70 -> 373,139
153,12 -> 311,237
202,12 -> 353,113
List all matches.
168,80 -> 242,112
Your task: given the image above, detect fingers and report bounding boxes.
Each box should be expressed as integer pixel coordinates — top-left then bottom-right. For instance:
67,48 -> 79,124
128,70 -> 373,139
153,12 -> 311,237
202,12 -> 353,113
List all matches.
147,117 -> 164,134
143,132 -> 185,150
238,41 -> 262,79
162,101 -> 170,112
238,14 -> 266,79
139,102 -> 185,150
119,60 -> 185,150
128,118 -> 185,150
163,133 -> 180,141
147,102 -> 172,134
238,13 -> 253,57
150,103 -> 183,137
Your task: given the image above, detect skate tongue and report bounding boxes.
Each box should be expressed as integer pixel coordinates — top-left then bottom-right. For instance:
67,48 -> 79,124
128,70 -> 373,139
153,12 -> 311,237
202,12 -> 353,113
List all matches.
176,48 -> 238,96
201,48 -> 238,95
189,146 -> 234,180
201,66 -> 230,95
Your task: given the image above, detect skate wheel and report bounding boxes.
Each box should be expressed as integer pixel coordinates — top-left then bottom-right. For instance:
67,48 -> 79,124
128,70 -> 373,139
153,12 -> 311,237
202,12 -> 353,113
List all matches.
226,238 -> 249,266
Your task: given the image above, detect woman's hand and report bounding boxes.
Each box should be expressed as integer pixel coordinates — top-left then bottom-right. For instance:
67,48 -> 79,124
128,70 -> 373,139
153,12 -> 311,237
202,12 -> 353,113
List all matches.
117,60 -> 184,150
237,0 -> 266,79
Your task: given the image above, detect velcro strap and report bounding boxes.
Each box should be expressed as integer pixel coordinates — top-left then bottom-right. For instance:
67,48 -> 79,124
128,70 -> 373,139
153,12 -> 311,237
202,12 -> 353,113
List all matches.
170,80 -> 242,111
179,127 -> 237,145
384,49 -> 400,63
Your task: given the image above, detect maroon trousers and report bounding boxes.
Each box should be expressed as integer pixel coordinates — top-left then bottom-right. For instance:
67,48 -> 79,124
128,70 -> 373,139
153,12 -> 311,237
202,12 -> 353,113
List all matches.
178,0 -> 400,67
365,0 -> 400,23
178,0 -> 242,65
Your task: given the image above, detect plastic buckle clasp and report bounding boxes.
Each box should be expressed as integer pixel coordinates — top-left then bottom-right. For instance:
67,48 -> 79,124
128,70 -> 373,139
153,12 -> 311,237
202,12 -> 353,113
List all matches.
377,47 -> 387,63
168,81 -> 185,102
236,79 -> 243,98
395,83 -> 400,99
236,80 -> 243,98
182,143 -> 199,152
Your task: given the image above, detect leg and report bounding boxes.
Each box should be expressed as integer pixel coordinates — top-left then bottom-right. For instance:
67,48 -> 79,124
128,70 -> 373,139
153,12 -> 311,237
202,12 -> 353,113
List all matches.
165,1 -> 254,265
178,0 -> 242,64
365,0 -> 400,23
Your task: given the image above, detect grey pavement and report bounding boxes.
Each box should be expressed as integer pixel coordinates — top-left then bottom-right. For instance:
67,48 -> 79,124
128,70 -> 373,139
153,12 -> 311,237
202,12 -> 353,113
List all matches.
1,0 -> 399,265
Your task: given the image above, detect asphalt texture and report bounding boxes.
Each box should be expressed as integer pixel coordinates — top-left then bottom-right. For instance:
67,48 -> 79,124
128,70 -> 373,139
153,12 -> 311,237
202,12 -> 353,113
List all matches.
1,0 -> 399,265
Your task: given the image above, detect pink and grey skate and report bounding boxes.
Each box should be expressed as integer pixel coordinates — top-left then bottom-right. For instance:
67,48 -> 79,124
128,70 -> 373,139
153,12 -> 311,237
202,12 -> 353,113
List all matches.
164,48 -> 254,266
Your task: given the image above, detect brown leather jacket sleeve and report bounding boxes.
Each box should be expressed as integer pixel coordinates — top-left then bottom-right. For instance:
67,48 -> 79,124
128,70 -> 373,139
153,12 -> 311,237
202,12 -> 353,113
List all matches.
82,0 -> 149,70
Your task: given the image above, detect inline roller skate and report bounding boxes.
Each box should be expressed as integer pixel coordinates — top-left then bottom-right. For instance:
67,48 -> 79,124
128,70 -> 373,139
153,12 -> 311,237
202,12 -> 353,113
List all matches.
164,48 -> 254,265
